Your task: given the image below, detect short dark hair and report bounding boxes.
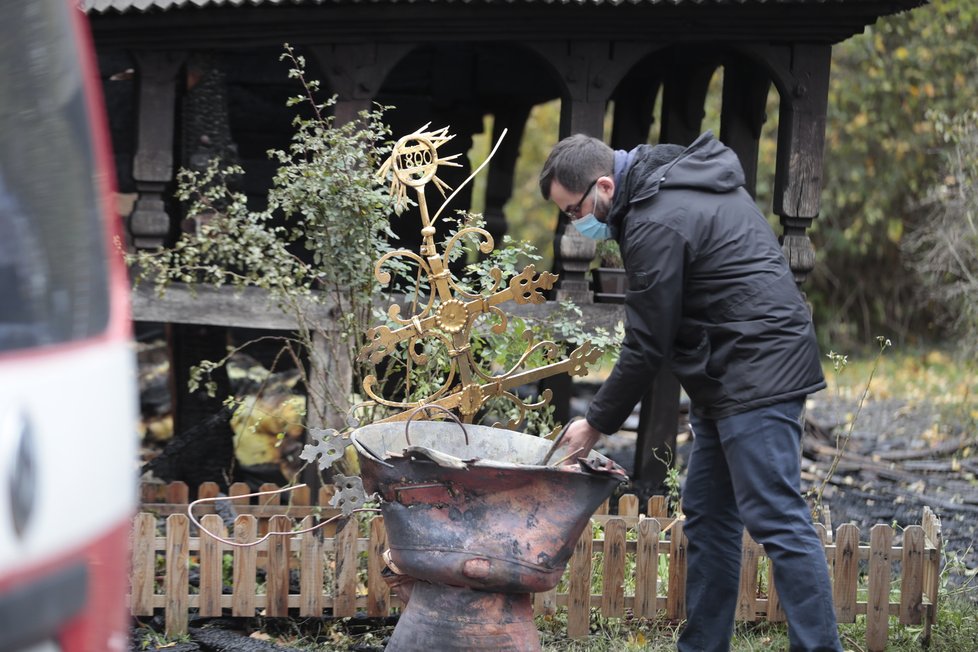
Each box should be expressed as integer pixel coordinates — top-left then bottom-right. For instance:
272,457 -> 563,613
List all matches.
539,134 -> 614,200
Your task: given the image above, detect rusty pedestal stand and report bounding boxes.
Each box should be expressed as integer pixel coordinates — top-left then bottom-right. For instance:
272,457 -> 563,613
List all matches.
306,127 -> 626,651
352,417 -> 624,651
389,584 -> 537,649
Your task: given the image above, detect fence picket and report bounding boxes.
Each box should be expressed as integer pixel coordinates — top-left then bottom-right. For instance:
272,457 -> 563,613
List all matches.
259,483 -> 282,506
291,484 -> 311,507
601,518 -> 626,617
921,507 -> 942,644
319,485 -> 338,537
232,515 -> 257,617
635,517 -> 660,618
140,483 -> 161,504
130,513 -> 156,616
833,524 -> 859,623
164,514 -> 189,636
266,515 -> 291,617
618,494 -> 639,517
258,484 -> 282,544
367,516 -> 390,616
566,528 -> 593,639
299,515 -> 324,617
815,522 -> 829,546
166,481 -> 189,506
736,531 -> 759,620
198,514 -> 226,617
900,526 -> 925,625
920,507 -> 938,604
666,521 -> 686,620
198,481 -> 220,500
922,508 -> 940,608
229,482 -> 251,505
767,557 -> 785,623
866,524 -> 893,652
334,516 -> 359,617
647,495 -> 668,518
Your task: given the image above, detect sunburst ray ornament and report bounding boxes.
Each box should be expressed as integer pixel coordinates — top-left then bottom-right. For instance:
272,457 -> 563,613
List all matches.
376,124 -> 463,221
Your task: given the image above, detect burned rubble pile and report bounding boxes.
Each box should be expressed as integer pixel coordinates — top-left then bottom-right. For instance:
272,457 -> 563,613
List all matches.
803,395 -> 978,600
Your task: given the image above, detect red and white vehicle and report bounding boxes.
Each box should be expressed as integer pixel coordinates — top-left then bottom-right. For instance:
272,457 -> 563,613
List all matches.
0,2 -> 137,651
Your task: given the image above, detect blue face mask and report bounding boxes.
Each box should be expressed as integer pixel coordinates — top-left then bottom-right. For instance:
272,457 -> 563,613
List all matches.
572,214 -> 612,240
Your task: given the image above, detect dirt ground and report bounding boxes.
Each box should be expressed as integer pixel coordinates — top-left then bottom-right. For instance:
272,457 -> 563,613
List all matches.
803,394 -> 978,601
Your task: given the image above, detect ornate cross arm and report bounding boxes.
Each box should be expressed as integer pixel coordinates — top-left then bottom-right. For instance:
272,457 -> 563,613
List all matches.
356,341 -> 602,426
357,264 -> 558,365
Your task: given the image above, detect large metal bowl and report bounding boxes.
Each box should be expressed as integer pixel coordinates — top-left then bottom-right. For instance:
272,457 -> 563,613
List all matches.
351,419 -> 626,593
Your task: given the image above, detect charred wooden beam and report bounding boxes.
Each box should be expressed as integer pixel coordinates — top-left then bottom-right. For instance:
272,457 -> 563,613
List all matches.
129,51 -> 185,249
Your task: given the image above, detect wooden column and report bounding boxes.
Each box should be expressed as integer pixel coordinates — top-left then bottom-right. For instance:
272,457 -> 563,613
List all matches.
720,54 -> 772,198
770,43 -> 832,285
633,51 -> 718,493
554,44 -> 607,304
170,53 -> 237,447
306,306 -> 352,433
635,370 -> 682,494
129,51 -> 184,249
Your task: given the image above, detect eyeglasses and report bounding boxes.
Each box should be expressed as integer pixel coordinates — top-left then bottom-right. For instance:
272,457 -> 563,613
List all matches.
563,178 -> 599,220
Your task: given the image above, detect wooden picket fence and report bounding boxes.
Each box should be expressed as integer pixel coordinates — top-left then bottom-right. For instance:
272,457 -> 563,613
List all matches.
131,482 -> 943,651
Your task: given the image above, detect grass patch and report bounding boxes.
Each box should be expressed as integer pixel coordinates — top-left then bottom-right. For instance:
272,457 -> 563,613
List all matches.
822,346 -> 978,426
533,600 -> 978,651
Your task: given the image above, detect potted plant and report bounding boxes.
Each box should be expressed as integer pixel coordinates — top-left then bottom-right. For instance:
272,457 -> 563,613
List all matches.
593,239 -> 626,302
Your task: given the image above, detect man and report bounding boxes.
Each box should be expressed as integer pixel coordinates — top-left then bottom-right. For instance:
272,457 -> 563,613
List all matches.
539,132 -> 842,652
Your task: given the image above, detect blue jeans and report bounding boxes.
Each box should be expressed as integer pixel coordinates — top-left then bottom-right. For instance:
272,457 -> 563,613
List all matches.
677,398 -> 842,652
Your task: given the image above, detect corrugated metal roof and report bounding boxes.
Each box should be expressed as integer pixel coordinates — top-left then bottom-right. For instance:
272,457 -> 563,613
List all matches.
80,0 -> 925,15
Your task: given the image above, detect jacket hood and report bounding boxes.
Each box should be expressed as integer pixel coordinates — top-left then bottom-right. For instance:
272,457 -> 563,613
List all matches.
608,131 -> 745,232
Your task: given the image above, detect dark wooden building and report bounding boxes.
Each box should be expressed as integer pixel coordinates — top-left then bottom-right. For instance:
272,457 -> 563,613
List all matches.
84,0 -> 926,492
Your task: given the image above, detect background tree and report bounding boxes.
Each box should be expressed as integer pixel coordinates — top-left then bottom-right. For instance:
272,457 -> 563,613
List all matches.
469,1 -> 977,354
904,110 -> 978,360
814,0 -> 978,348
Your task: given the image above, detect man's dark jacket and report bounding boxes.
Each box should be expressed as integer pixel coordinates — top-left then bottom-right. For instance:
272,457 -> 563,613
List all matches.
586,132 -> 825,434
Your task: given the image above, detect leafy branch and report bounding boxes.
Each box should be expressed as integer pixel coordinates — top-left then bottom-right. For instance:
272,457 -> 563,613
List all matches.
127,45 -> 400,431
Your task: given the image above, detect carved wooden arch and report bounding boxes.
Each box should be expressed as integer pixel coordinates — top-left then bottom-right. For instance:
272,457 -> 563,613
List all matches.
457,41 -> 568,248
580,42 -> 765,198
607,42 -> 672,149
525,41 -> 657,139
367,39 -> 564,136
308,43 -> 417,125
598,42 -> 721,497
597,40 -> 829,285
605,44 -> 765,181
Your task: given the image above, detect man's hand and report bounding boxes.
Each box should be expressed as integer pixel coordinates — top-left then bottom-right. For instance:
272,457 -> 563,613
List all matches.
554,419 -> 604,464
